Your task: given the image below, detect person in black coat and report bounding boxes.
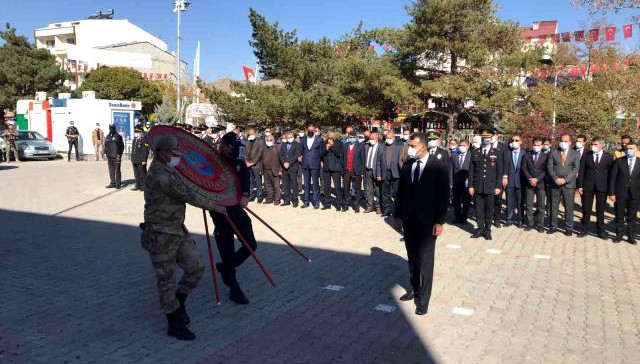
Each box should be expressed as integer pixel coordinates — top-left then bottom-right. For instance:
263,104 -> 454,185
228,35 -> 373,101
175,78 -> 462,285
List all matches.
504,134 -> 526,227
279,131 -> 302,207
393,131 -> 449,316
522,138 -> 548,232
469,130 -> 504,240
449,140 -> 472,224
104,124 -> 124,189
607,141 -> 640,244
342,132 -> 366,213
321,132 -> 344,210
209,133 -> 257,304
491,128 -> 509,227
381,131 -> 402,217
131,126 -> 150,191
299,121 -> 324,209
577,137 -> 613,238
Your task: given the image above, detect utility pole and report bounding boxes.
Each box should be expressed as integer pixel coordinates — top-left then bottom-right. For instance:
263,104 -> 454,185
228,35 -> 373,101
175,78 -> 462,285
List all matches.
173,1 -> 190,122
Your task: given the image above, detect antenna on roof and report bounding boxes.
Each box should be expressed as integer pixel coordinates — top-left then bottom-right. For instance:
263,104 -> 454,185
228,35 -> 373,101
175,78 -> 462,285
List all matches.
88,9 -> 115,19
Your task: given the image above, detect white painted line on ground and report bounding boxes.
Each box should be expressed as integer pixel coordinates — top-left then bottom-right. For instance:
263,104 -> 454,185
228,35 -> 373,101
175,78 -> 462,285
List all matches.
446,244 -> 462,249
323,285 -> 344,291
486,249 -> 501,255
533,254 -> 551,260
374,304 -> 397,313
452,307 -> 475,316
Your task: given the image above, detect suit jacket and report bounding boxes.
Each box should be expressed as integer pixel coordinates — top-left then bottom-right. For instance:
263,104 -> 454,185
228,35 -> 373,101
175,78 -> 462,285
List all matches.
300,136 -> 323,170
244,139 -> 265,168
394,155 -> 450,226
279,141 -> 302,173
321,139 -> 344,173
364,142 -> 385,179
131,135 -> 149,164
380,142 -> 401,179
608,156 -> 640,199
398,144 -> 411,169
504,148 -> 526,188
546,148 -> 581,189
578,150 -> 613,193
449,151 -> 471,189
468,147 -> 503,194
342,142 -> 366,176
522,151 -> 548,190
261,145 -> 281,176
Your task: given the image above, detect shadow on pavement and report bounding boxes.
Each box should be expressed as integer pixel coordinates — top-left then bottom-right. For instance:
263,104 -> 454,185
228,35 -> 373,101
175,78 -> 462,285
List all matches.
0,209 -> 436,363
0,165 -> 19,171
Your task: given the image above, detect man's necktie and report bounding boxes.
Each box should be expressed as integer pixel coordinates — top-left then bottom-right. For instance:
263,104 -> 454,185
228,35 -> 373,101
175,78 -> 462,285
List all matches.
513,151 -> 518,166
561,151 -> 567,166
534,153 -> 538,164
595,153 -> 599,166
459,154 -> 464,167
629,158 -> 634,176
413,160 -> 421,184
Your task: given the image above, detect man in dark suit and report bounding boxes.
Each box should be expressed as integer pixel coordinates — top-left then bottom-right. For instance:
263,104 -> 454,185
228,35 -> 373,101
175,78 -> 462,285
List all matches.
505,134 -> 526,227
543,138 -> 554,225
450,139 -> 472,224
321,132 -> 344,210
577,137 -> 613,238
522,138 -> 548,232
131,125 -> 150,191
381,131 -> 402,216
393,131 -> 449,316
279,131 -> 301,207
491,128 -> 509,227
261,135 -> 281,205
546,133 -> 581,236
364,132 -> 385,214
104,124 -> 124,189
342,132 -> 366,213
469,130 -> 503,240
244,128 -> 265,202
299,121 -> 324,209
608,141 -> 640,244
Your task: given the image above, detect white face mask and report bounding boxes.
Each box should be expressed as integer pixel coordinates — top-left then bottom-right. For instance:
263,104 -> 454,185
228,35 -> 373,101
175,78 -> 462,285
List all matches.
266,141 -> 274,147
407,146 -> 418,159
265,132 -> 271,136
472,142 -> 481,149
134,133 -> 141,138
510,141 -> 520,150
575,142 -> 584,149
458,146 -> 468,154
559,142 -> 570,151
591,145 -> 600,153
385,138 -> 394,145
369,140 -> 377,145
532,146 -> 542,153
287,138 -> 294,143
298,133 -> 305,138
402,135 -> 409,141
427,140 -> 438,149
248,135 -> 256,141
168,156 -> 181,167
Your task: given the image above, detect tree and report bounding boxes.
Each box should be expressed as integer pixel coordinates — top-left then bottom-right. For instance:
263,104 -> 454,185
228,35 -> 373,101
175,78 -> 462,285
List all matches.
79,66 -> 162,115
153,95 -> 178,125
572,0 -> 640,13
0,23 -> 67,109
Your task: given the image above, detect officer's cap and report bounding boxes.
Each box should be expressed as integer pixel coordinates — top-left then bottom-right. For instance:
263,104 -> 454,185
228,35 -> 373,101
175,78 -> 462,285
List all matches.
221,132 -> 242,147
153,135 -> 183,154
480,129 -> 492,138
426,130 -> 440,139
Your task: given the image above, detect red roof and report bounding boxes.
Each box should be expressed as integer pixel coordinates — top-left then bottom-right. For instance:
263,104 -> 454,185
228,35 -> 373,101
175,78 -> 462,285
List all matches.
521,21 -> 558,39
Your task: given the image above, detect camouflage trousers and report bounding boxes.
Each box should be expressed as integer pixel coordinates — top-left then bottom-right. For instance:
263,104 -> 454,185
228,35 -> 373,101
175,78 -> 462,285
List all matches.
141,229 -> 204,313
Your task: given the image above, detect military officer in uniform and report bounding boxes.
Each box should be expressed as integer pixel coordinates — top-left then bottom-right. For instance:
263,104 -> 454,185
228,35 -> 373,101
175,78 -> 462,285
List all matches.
141,135 -> 226,341
131,125 -> 150,191
468,130 -> 504,240
209,132 -> 257,305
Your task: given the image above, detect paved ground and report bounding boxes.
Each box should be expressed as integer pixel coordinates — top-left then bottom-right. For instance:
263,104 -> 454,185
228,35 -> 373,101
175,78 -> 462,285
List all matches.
1,160 -> 639,363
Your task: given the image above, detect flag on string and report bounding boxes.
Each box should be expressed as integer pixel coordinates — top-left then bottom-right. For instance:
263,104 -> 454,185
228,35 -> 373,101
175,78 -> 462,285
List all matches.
589,29 -> 600,42
242,65 -> 256,83
574,30 -> 585,42
623,24 -> 633,39
605,26 -> 617,42
562,32 -> 571,42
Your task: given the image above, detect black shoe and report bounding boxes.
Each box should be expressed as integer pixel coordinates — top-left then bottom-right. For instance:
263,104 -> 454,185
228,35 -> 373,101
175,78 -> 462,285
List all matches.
105,184 -> 115,189
471,229 -> 483,239
536,227 -> 545,233
280,201 -> 291,206
301,203 -> 309,209
613,236 -> 622,243
342,206 -> 349,212
292,202 -> 299,208
229,285 -> 250,305
166,310 -> 195,341
564,231 -> 573,237
335,205 -> 342,211
175,292 -> 190,325
131,187 -> 140,191
321,205 -> 331,210
313,205 -> 320,210
494,221 -> 502,228
484,230 -> 493,241
515,222 -> 522,228
577,231 -> 587,238
354,206 -> 360,213
249,197 -> 256,202
629,238 -> 637,245
257,199 -> 264,204
415,305 -> 428,315
505,221 -> 512,227
115,185 -> 121,190
524,226 -> 532,232
399,291 -> 415,301
263,200 -> 273,204
547,229 -> 556,235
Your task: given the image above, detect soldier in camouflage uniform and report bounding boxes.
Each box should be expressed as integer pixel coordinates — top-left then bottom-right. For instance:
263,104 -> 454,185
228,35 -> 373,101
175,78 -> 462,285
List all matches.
141,135 -> 226,341
2,121 -> 20,163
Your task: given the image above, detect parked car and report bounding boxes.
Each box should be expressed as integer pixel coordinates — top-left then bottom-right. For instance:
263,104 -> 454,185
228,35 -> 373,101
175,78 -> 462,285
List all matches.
16,131 -> 58,160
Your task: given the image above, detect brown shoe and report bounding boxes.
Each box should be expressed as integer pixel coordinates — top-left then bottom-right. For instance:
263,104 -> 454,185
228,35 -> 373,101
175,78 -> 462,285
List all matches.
364,208 -> 372,213
376,208 -> 382,215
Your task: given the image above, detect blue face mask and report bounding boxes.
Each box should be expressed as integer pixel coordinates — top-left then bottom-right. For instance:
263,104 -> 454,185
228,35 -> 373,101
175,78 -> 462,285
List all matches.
482,139 -> 490,146
542,145 -> 550,152
348,137 -> 357,144
627,149 -> 636,158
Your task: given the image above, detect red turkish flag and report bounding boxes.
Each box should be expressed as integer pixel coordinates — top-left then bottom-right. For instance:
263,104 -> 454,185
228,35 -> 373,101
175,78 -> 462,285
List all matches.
574,31 -> 585,42
589,29 -> 600,42
242,66 -> 256,83
623,24 -> 633,39
605,26 -> 617,41
562,32 -> 571,42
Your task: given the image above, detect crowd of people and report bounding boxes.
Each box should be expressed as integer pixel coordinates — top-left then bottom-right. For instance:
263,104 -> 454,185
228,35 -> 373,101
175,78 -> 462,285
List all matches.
186,122 -> 639,246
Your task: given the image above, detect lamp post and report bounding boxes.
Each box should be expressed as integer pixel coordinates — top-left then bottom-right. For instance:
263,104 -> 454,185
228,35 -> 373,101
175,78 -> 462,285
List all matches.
173,1 -> 190,122
539,54 -> 558,139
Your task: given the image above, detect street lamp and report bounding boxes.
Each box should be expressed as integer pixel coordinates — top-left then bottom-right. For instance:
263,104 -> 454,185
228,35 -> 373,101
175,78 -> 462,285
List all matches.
173,1 -> 191,122
539,54 -> 558,139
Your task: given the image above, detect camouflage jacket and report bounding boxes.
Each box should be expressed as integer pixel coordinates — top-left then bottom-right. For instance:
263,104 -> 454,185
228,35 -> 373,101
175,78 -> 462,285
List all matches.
143,159 -> 219,235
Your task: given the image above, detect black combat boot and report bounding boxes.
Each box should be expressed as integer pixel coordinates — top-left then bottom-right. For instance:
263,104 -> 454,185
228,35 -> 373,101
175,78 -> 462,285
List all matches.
166,309 -> 195,341
229,283 -> 250,305
176,292 -> 190,325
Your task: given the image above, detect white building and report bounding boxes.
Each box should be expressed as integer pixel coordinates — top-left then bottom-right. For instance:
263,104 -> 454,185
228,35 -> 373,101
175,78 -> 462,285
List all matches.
35,18 -> 186,89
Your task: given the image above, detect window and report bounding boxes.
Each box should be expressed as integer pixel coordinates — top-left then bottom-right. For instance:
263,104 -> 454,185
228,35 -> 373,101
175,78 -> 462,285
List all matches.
46,40 -> 55,48
66,38 -> 75,45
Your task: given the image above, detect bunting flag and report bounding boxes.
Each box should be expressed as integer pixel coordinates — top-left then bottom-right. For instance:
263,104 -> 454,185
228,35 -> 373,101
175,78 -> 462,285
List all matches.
605,26 -> 617,42
623,24 -> 633,39
574,30 -> 585,42
562,32 -> 572,42
589,28 -> 600,42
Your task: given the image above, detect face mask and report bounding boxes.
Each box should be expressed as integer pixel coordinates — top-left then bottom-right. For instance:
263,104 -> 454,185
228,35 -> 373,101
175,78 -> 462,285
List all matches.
386,138 -> 394,145
348,137 -> 357,144
575,142 -> 584,149
212,134 -> 219,140
265,132 -> 271,136
308,131 -> 315,138
369,140 -> 377,145
472,142 -> 481,149
168,156 -> 181,167
358,137 -> 365,142
559,142 -> 570,151
627,149 -> 636,158
591,146 -> 600,153
402,135 -> 409,141
287,138 -> 294,143
491,136 -> 498,143
458,146 -> 468,154
482,139 -> 490,146
248,135 -> 256,141
134,133 -> 141,138
427,140 -> 438,149
407,146 -> 418,159
543,145 -> 550,152
510,141 -> 520,149
266,141 -> 274,147
298,132 -> 305,138
533,146 -> 542,153
449,146 -> 457,151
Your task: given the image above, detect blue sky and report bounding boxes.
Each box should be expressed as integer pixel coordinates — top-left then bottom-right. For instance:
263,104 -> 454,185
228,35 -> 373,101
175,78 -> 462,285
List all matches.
6,0 -> 640,81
